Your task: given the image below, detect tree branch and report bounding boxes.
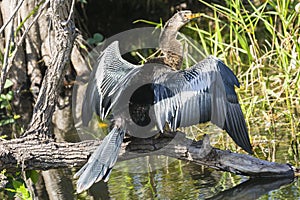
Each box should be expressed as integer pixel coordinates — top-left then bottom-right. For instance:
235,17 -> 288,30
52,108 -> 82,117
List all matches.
0,0 -> 18,94
0,0 -> 25,36
0,132 -> 295,179
24,0 -> 76,137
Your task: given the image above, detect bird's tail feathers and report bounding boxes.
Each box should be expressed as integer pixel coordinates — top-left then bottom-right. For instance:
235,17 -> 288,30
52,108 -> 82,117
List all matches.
74,127 -> 125,193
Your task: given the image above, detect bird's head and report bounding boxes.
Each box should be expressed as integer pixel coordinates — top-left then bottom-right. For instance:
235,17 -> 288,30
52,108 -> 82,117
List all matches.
165,10 -> 202,30
158,10 -> 202,68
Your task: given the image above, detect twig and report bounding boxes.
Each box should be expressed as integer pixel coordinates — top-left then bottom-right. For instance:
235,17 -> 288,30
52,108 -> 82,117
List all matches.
63,0 -> 75,25
0,0 -> 50,94
0,0 -> 25,36
0,1 -> 18,94
17,0 -> 50,47
6,0 -> 50,71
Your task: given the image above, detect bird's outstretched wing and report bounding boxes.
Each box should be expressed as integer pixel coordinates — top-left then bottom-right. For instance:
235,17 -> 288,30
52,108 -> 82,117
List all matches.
152,56 -> 252,153
82,41 -> 142,125
76,42 -> 139,192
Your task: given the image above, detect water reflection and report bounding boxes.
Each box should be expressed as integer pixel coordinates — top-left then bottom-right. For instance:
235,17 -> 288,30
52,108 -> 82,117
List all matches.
85,161 -> 297,199
61,122 -> 299,199
207,177 -> 295,200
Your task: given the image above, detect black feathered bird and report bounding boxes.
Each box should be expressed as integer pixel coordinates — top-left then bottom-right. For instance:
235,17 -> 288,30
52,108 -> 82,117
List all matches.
74,10 -> 252,193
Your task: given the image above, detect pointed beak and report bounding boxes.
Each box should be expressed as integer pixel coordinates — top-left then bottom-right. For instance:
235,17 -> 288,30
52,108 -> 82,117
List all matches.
186,13 -> 202,20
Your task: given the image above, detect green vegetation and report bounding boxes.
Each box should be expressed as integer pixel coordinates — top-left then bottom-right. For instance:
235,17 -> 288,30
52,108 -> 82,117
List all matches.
0,170 -> 39,200
0,79 -> 20,128
87,33 -> 104,46
107,1 -> 300,198
189,0 -> 300,163
196,0 -> 300,134
138,0 -> 299,164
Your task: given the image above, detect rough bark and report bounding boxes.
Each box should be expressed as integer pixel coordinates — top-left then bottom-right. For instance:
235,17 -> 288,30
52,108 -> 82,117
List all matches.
0,132 -> 295,178
0,1 -> 76,199
24,0 -> 76,138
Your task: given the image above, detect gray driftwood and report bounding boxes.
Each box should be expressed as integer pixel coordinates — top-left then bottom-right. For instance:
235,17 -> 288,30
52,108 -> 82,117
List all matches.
0,132 -> 295,179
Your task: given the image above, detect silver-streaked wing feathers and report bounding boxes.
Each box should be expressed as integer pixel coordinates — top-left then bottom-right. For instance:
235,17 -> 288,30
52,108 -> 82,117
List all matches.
82,41 -> 142,125
76,42 -> 135,193
153,56 -> 252,153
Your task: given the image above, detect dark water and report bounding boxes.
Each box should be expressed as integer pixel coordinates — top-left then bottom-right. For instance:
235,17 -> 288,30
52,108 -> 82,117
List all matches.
80,127 -> 299,200
84,158 -> 298,200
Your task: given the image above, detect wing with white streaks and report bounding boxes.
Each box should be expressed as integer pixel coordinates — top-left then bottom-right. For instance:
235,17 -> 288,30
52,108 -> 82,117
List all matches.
153,56 -> 252,153
82,41 -> 142,126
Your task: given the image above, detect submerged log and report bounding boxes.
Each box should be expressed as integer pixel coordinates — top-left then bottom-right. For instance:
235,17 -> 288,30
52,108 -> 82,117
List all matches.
0,131 -> 295,179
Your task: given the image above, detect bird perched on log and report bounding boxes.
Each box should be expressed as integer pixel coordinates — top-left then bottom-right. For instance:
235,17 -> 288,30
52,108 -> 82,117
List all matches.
74,10 -> 253,193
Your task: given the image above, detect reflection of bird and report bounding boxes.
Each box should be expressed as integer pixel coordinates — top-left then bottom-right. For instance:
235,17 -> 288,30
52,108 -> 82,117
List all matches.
75,10 -> 252,193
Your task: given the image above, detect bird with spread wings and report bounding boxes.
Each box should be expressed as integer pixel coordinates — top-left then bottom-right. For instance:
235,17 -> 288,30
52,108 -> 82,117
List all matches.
74,10 -> 252,193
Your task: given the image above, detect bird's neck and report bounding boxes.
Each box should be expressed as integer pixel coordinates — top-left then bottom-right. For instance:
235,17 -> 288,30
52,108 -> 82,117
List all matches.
159,27 -> 182,55
158,26 -> 183,70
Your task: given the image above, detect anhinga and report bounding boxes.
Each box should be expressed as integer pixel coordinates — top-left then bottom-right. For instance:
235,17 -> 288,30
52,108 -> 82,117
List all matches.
74,10 -> 253,193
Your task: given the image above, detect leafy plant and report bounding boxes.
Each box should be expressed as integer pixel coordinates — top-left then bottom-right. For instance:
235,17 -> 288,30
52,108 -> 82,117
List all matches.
87,33 -> 104,45
5,180 -> 31,200
2,170 -> 39,200
0,79 -> 20,127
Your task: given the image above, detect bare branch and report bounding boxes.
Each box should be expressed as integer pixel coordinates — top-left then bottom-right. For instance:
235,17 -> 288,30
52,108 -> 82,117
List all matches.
0,0 -> 49,93
13,0 -> 50,55
0,132 -> 295,179
0,0 -> 18,94
24,0 -> 76,137
0,0 -> 25,35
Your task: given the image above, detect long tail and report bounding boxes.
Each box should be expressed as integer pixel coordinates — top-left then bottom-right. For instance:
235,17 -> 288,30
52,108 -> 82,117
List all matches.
74,127 -> 125,193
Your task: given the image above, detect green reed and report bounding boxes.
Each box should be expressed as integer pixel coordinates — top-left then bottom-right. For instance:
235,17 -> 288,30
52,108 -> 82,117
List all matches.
136,0 -> 299,157
190,0 -> 300,140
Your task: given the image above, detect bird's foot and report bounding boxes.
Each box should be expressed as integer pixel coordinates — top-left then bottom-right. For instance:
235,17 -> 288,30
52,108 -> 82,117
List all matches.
154,131 -> 175,139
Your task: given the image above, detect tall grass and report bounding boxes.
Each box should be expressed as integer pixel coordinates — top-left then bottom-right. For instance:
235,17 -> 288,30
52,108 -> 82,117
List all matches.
184,0 -> 300,149
137,0 -> 299,158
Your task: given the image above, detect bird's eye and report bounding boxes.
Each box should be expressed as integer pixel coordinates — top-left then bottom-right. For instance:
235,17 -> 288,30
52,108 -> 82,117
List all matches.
179,13 -> 186,21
